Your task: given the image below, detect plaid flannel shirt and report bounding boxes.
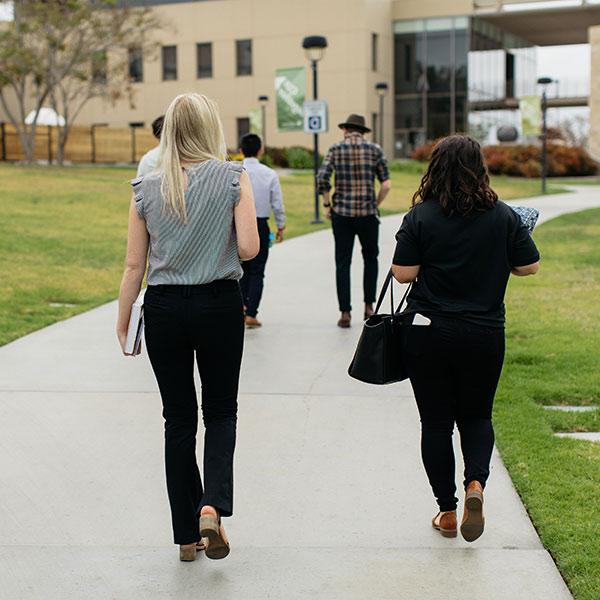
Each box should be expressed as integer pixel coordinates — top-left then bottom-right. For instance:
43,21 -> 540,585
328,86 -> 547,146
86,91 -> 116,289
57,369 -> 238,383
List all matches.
317,132 -> 390,217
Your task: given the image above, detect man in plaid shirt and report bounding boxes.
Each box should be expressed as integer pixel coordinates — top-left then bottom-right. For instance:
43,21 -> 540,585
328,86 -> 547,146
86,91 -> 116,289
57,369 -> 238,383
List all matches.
317,113 -> 391,328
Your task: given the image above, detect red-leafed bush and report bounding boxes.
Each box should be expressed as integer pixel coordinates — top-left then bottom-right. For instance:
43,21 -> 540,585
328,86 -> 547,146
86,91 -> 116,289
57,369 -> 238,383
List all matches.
483,144 -> 597,178
409,140 -> 438,161
411,141 -> 598,178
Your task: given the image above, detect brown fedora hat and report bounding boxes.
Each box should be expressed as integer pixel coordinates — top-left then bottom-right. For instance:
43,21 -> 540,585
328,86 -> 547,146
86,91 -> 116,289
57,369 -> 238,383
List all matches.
338,114 -> 371,133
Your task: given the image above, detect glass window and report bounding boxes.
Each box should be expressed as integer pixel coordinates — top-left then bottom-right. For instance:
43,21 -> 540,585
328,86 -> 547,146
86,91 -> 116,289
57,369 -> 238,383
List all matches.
197,43 -> 212,78
92,51 -> 107,85
162,45 -> 177,81
394,31 -> 426,94
427,28 -> 452,93
371,33 -> 378,71
236,39 -> 252,76
237,117 -> 250,144
427,96 -> 451,139
128,47 -> 143,83
394,97 -> 423,130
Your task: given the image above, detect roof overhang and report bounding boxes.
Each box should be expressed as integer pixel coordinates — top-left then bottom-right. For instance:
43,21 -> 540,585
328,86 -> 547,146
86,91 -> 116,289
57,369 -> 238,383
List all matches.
478,5 -> 600,45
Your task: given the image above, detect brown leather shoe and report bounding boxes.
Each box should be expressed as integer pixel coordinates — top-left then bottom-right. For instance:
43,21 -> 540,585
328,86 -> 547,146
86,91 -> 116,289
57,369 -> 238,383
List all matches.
432,511 -> 457,538
364,304 -> 374,320
337,312 -> 351,328
245,316 -> 262,329
461,480 -> 485,542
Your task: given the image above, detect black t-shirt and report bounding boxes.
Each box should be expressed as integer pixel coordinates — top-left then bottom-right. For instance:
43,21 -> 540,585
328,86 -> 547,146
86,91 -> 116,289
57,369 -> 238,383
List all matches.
393,200 -> 540,327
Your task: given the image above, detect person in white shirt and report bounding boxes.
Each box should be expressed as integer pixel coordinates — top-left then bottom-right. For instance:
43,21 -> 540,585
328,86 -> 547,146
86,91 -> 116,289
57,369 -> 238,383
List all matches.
136,115 -> 164,177
240,133 -> 286,328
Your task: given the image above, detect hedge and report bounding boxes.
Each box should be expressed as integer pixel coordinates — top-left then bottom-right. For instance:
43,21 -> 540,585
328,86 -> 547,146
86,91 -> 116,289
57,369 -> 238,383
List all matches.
410,141 -> 597,178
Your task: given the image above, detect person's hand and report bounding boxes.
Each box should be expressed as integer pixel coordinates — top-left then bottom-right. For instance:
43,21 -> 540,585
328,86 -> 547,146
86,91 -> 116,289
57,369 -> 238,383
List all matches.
325,206 -> 332,220
117,328 -> 129,355
276,227 -> 285,243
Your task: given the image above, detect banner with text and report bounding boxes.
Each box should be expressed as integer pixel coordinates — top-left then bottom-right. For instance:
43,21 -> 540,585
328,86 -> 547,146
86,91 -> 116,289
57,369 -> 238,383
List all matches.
275,67 -> 305,132
520,95 -> 541,137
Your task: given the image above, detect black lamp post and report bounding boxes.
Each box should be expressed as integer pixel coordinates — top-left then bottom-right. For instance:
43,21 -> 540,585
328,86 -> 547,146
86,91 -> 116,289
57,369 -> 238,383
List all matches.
302,35 -> 328,224
258,95 -> 269,154
537,76 -> 554,194
375,82 -> 388,148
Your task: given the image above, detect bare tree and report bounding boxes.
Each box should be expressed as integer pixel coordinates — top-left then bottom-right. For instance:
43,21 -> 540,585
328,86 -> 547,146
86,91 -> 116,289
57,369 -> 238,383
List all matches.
0,1 -> 161,164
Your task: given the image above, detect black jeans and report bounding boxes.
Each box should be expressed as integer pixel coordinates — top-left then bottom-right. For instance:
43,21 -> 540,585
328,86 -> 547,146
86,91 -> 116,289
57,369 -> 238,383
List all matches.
240,218 -> 270,318
402,316 -> 505,512
331,212 -> 379,313
144,281 -> 244,544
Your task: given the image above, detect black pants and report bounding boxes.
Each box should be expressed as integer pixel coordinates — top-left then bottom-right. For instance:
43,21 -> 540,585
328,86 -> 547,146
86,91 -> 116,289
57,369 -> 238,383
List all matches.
402,316 -> 505,512
240,218 -> 270,318
144,281 -> 244,544
331,212 -> 379,313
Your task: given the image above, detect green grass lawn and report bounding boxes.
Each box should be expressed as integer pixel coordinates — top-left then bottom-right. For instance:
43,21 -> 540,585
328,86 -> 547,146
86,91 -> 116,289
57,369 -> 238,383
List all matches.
497,208 -> 600,600
0,163 -> 564,346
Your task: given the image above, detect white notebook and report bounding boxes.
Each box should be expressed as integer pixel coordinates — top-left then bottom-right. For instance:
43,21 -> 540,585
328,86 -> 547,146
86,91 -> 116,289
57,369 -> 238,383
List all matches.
125,288 -> 146,356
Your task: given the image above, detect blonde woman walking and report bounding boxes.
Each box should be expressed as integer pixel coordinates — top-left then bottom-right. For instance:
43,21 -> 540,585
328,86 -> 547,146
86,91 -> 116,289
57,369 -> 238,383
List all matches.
116,93 -> 259,561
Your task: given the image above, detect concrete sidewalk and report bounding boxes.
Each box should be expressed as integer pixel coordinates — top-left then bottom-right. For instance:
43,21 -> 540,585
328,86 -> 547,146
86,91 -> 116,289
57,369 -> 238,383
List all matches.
1,186 -> 598,599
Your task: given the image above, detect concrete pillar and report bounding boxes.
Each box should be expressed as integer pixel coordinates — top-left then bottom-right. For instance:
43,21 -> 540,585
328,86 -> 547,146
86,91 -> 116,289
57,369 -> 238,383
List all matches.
589,25 -> 600,161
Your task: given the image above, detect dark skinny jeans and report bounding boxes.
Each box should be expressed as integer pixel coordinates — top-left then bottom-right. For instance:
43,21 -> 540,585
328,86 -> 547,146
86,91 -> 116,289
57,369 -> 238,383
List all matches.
144,281 -> 244,545
240,217 -> 271,318
331,212 -> 379,313
402,316 -> 505,512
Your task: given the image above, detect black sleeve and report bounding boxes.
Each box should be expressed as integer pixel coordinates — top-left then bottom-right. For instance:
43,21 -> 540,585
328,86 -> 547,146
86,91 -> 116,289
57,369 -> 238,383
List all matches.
510,211 -> 540,267
393,210 -> 421,266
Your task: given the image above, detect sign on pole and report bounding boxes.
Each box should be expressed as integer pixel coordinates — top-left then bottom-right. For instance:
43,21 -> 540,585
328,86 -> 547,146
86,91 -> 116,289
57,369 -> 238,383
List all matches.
275,67 -> 305,131
303,100 -> 328,134
520,95 -> 541,137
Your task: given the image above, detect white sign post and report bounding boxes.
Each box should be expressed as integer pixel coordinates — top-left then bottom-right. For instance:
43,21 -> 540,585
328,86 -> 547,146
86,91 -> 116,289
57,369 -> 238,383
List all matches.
303,100 -> 328,134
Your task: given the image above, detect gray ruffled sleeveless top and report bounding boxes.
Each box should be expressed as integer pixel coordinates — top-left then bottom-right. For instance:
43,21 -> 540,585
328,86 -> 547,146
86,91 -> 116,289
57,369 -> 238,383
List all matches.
131,159 -> 243,286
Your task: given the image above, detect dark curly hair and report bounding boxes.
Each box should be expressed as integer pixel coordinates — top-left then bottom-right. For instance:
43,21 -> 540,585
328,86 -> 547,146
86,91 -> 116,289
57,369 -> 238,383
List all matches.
412,134 -> 498,216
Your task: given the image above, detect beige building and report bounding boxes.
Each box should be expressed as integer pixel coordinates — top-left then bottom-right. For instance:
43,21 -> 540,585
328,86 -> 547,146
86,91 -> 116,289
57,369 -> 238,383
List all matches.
2,0 -> 600,159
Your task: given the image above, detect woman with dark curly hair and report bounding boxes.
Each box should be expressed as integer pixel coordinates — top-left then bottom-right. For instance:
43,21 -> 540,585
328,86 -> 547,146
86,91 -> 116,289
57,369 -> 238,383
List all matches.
391,134 -> 540,542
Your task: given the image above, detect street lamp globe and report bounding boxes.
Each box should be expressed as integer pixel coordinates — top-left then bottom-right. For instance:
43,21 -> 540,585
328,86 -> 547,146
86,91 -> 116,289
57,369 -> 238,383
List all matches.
537,76 -> 553,85
302,35 -> 328,62
375,82 -> 389,97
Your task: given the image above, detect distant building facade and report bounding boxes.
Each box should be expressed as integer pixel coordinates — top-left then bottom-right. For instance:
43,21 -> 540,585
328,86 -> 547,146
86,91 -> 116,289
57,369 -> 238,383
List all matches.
2,0 -> 599,158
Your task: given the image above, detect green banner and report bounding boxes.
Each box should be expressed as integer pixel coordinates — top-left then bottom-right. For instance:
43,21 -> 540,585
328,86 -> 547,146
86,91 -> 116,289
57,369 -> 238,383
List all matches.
275,67 -> 305,132
249,108 -> 262,136
520,95 -> 541,136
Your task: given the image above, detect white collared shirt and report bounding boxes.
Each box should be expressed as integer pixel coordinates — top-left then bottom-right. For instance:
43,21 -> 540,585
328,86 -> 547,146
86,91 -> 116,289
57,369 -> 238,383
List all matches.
242,157 -> 286,229
136,146 -> 161,177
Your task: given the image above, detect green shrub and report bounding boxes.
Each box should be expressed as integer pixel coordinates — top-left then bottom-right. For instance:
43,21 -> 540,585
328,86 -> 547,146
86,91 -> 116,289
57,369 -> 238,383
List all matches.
287,146 -> 314,170
265,146 -> 288,168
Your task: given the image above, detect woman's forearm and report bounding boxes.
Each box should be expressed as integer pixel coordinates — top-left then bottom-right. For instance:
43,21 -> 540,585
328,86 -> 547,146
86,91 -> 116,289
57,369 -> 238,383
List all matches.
117,267 -> 145,334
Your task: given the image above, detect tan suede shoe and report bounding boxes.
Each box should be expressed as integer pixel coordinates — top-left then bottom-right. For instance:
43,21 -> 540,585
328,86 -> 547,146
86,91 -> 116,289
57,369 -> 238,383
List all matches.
200,514 -> 230,560
432,510 -> 457,538
245,316 -> 262,329
461,480 -> 485,542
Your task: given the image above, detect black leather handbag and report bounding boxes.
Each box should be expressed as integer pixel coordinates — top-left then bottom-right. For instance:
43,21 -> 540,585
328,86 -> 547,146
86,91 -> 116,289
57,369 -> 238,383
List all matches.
348,270 -> 411,385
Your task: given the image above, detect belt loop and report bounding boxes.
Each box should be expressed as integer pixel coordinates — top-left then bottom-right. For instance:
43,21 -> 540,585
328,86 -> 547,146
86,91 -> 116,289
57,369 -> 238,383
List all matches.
183,285 -> 191,298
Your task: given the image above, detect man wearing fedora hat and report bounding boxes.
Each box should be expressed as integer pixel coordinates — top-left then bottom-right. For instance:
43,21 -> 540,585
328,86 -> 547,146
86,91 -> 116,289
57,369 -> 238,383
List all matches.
317,113 -> 391,327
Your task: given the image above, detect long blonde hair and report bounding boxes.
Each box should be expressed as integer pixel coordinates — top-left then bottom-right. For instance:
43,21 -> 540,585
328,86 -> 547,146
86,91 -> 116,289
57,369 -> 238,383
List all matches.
158,93 -> 227,221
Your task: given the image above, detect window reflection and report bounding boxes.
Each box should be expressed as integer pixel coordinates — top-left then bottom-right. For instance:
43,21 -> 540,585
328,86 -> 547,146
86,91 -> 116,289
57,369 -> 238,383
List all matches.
393,16 -> 535,157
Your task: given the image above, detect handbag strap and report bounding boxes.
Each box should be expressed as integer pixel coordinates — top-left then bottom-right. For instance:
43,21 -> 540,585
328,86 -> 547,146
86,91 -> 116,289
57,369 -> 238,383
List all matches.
374,270 -> 393,315
374,270 -> 412,315
395,281 -> 412,314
